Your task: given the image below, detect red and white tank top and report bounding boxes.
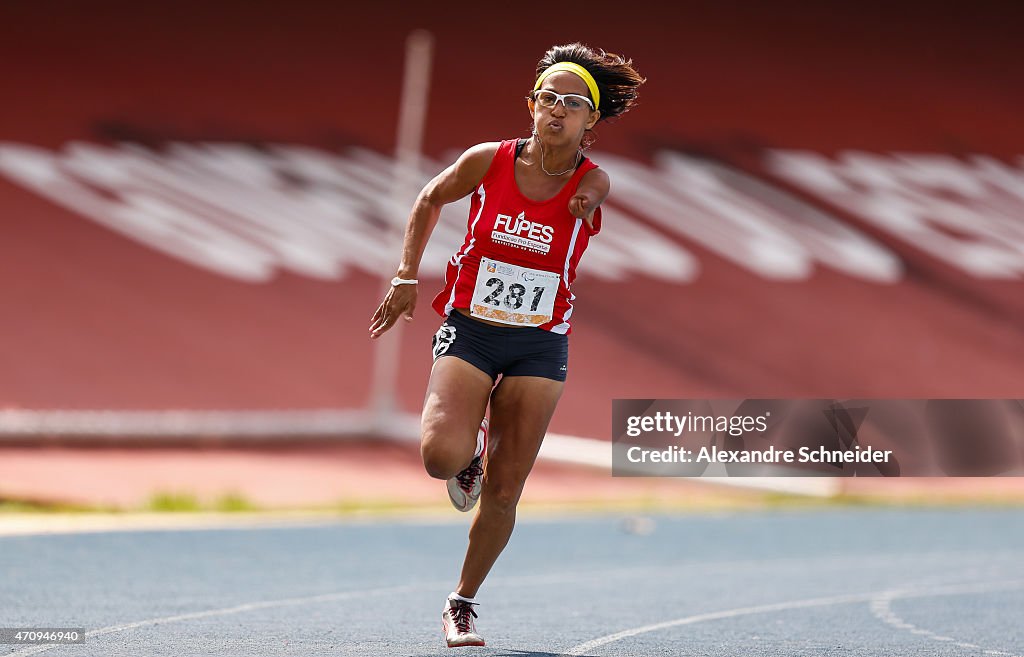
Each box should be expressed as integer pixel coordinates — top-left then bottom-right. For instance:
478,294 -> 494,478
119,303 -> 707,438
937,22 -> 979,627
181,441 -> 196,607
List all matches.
431,139 -> 602,335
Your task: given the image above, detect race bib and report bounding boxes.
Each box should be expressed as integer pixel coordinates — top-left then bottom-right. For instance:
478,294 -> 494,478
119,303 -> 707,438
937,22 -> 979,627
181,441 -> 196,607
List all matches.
470,257 -> 561,327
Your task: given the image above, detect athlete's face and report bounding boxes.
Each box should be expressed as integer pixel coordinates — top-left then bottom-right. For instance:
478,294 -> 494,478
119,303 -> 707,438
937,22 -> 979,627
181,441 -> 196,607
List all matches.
528,71 -> 601,146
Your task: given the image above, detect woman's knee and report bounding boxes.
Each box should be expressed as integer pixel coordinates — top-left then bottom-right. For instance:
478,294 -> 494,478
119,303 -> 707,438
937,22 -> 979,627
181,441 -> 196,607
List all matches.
420,429 -> 475,480
421,440 -> 457,480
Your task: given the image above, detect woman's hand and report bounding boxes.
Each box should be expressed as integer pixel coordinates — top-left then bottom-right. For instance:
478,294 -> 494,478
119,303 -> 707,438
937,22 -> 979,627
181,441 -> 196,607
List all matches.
368,142 -> 498,340
369,283 -> 417,339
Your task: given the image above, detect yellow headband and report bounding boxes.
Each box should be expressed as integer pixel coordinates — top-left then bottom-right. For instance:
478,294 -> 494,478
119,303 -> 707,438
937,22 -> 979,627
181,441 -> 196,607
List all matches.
533,62 -> 600,110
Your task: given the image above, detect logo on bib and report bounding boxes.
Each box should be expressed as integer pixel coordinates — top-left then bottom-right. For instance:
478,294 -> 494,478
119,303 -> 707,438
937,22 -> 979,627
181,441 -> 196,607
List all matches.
492,211 -> 554,254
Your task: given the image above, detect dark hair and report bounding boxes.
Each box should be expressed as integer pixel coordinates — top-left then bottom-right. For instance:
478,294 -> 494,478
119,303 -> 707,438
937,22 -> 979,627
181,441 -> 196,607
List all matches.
534,43 -> 645,123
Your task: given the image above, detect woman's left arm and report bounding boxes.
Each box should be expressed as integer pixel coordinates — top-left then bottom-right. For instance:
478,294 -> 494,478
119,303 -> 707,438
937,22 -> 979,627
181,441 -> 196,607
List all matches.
568,168 -> 610,230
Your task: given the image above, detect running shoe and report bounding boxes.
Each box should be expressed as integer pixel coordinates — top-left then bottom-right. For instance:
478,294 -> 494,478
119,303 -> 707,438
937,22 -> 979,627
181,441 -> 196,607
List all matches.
442,597 -> 484,647
446,418 -> 488,512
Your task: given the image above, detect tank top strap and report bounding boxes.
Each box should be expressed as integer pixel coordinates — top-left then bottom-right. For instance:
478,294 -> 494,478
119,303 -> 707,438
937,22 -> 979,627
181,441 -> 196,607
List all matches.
560,154 -> 599,199
481,139 -> 520,186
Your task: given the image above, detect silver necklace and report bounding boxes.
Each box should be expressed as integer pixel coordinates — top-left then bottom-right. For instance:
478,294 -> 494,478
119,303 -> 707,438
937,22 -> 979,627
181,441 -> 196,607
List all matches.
536,138 -> 582,176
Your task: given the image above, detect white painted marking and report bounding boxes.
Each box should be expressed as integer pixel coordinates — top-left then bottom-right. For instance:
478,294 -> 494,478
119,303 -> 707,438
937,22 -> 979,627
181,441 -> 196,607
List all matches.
6,581 -> 450,657
6,551 -> 1021,656
567,591 -> 879,655
869,580 -> 1023,656
567,579 -> 1024,655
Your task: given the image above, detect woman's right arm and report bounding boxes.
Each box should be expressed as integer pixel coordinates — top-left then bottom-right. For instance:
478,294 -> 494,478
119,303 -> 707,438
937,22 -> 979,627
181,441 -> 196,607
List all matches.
369,142 -> 500,339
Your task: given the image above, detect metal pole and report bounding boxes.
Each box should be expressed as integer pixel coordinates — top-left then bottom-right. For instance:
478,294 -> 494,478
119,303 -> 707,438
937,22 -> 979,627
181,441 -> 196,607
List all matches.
368,29 -> 434,428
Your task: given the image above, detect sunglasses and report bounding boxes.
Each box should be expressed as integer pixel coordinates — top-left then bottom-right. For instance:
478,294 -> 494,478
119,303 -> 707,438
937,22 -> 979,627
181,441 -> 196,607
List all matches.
529,89 -> 595,112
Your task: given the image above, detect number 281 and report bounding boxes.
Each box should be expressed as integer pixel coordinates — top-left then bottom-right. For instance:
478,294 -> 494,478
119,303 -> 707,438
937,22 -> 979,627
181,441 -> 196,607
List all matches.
482,278 -> 544,311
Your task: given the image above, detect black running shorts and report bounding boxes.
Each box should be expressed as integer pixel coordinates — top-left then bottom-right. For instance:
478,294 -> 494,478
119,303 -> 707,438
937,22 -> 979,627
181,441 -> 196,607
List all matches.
431,310 -> 568,382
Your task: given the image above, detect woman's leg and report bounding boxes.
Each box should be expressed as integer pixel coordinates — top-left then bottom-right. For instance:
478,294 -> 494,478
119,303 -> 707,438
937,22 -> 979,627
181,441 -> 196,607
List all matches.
420,355 -> 494,480
455,374 -> 564,598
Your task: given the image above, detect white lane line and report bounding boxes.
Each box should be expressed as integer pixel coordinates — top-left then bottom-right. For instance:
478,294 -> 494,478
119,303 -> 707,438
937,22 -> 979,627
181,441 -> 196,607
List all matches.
5,580 -> 451,657
870,583 -> 1024,657
8,554 -> 1022,656
566,579 -> 1024,655
566,591 -> 879,655
0,551 -> 916,656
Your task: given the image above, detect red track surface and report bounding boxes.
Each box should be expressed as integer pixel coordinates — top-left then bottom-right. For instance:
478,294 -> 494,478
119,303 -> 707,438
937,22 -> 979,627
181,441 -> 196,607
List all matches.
2,443 -> 1022,510
0,442 -> 754,510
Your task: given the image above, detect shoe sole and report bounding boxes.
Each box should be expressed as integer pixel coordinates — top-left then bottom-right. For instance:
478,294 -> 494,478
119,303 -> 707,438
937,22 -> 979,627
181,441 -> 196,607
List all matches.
447,639 -> 486,647
446,477 -> 478,512
446,421 -> 487,512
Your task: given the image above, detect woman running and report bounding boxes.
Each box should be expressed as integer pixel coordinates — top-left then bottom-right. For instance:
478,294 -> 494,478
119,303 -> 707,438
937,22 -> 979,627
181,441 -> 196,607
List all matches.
369,42 -> 644,647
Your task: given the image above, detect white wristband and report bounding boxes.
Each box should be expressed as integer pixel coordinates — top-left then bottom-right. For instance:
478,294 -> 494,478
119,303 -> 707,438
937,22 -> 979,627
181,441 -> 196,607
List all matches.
391,277 -> 418,287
